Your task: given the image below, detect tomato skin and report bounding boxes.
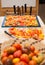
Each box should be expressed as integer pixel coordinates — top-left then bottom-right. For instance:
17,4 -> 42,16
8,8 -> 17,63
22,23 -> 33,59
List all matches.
2,52 -> 8,58
9,30 -> 15,34
29,60 -> 37,65
13,50 -> 22,58
7,46 -> 16,55
9,28 -> 15,34
30,46 -> 35,52
29,52 -> 34,59
1,57 -> 8,63
9,28 -> 14,30
20,54 -> 29,63
12,58 -> 20,64
12,43 -> 22,50
8,55 -> 14,59
34,50 -> 39,55
20,22 -> 25,26
30,31 -> 35,37
15,61 -> 28,65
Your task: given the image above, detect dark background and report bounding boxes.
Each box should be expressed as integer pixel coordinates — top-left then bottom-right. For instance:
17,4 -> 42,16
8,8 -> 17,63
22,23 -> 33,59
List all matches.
39,0 -> 45,4
39,0 -> 45,24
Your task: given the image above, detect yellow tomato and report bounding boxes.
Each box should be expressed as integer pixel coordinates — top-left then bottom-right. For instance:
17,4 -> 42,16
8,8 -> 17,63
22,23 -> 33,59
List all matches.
39,34 -> 44,40
12,58 -> 20,64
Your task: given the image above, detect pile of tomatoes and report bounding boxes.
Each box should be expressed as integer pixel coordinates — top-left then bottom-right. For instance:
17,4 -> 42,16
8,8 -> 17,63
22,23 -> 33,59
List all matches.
1,43 -> 44,65
5,15 -> 38,26
9,28 -> 44,40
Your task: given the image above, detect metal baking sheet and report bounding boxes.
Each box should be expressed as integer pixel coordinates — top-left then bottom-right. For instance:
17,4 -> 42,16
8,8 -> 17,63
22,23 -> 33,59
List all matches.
2,16 -> 41,27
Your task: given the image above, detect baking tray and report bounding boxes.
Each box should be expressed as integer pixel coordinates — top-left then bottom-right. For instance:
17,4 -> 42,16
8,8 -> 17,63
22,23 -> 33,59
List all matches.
1,16 -> 41,27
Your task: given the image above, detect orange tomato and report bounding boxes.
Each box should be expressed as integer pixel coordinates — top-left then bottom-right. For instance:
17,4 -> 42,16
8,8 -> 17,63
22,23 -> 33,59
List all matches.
2,57 -> 8,63
29,52 -> 34,59
29,60 -> 37,65
34,50 -> 39,55
30,46 -> 35,52
20,54 -> 29,63
8,55 -> 14,59
2,52 -> 8,58
12,43 -> 22,50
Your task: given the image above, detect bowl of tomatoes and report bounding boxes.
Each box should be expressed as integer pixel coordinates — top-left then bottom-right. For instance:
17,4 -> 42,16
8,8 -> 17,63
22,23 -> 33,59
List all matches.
1,42 -> 44,65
